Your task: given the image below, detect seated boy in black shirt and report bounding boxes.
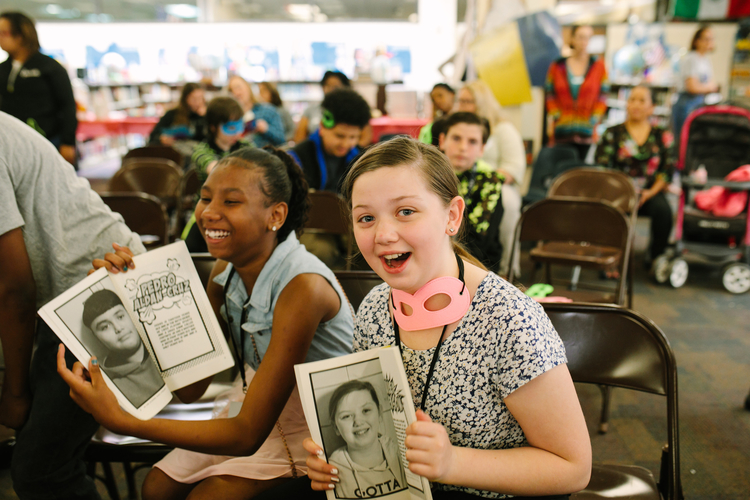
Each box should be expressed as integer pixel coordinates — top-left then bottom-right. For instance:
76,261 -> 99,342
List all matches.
290,88 -> 371,193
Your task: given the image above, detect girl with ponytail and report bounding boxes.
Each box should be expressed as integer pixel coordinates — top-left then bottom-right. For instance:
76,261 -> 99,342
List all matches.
58,147 -> 354,500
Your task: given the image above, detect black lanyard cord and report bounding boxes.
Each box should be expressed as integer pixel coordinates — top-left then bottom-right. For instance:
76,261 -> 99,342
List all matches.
223,266 -> 249,393
391,254 -> 465,413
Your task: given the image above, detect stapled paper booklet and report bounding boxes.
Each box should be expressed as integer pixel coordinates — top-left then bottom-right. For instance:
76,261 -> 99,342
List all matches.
295,347 -> 432,500
39,240 -> 234,420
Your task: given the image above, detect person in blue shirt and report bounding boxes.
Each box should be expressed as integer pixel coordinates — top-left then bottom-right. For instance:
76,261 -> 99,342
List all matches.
227,75 -> 286,147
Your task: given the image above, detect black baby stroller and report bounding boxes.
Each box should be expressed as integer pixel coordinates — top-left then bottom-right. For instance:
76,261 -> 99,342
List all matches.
654,104 -> 750,293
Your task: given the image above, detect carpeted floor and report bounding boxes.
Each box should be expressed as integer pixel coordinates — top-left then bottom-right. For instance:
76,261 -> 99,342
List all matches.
0,220 -> 748,499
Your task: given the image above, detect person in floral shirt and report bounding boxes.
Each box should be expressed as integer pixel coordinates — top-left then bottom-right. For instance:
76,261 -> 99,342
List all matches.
595,85 -> 675,267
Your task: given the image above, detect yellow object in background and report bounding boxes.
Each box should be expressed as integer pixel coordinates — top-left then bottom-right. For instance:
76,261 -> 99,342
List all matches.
470,22 -> 532,106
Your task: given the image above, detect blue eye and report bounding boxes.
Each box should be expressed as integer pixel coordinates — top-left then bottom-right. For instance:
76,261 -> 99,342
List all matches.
358,215 -> 374,223
398,209 -> 414,216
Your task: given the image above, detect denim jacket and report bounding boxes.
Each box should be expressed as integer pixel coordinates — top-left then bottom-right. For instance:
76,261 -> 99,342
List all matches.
214,232 -> 353,369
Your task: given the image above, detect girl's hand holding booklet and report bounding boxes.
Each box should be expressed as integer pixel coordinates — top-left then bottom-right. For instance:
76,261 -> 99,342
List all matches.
295,347 -> 433,500
40,241 -> 234,420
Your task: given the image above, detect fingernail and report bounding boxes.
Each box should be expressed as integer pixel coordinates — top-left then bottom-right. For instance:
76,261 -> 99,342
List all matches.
122,266 -> 128,271
91,358 -> 98,366
328,484 -> 335,490
316,450 -> 325,459
331,477 -> 340,483
330,468 -> 338,475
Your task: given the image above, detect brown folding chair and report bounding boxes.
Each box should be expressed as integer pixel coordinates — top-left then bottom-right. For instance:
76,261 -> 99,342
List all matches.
191,253 -> 217,289
101,193 -> 169,249
303,190 -> 353,270
176,167 -> 201,237
334,270 -> 384,313
85,401 -> 216,500
542,303 -> 682,500
123,145 -> 183,168
509,197 -> 632,307
110,158 -> 183,213
547,167 -> 638,307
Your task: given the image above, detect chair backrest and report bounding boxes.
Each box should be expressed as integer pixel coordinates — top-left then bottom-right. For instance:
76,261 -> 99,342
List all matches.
124,145 -> 183,167
334,270 -> 384,313
516,197 -> 630,249
181,167 -> 201,205
176,167 -> 202,236
542,302 -> 681,500
191,253 -> 217,289
549,167 -> 638,215
305,190 -> 348,235
110,158 -> 183,207
100,192 -> 169,247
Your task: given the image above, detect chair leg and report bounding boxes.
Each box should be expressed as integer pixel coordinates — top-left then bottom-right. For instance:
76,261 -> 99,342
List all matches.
123,462 -> 138,500
598,385 -> 612,434
101,462 -> 121,500
569,266 -> 581,291
628,251 -> 635,308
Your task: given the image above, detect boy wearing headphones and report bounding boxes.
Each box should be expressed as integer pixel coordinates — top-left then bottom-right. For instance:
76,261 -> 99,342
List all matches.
289,88 -> 371,193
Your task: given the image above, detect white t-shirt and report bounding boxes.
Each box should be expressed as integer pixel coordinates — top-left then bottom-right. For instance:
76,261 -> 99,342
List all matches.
0,112 -> 146,308
482,121 -> 526,189
678,51 -> 714,93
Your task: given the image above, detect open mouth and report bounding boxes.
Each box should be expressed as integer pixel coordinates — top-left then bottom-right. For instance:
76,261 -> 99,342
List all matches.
353,427 -> 370,437
205,229 -> 230,241
382,252 -> 411,270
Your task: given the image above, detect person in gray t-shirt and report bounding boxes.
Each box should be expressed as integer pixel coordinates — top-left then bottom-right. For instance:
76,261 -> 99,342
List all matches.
0,111 -> 146,499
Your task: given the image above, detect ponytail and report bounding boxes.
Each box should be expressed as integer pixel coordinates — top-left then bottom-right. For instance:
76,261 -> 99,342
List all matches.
220,147 -> 310,242
263,147 -> 310,240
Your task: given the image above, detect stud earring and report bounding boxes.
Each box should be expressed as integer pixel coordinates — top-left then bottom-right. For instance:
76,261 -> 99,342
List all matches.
449,228 -> 455,233
272,226 -> 277,232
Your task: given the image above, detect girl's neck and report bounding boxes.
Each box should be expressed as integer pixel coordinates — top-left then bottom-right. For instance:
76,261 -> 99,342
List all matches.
348,441 -> 384,468
232,239 -> 279,294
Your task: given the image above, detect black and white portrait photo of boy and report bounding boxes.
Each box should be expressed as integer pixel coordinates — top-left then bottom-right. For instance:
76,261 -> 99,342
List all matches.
81,289 -> 164,408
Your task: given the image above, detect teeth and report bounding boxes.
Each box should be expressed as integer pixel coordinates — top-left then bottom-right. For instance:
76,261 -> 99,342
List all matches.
383,253 -> 404,260
205,229 -> 229,239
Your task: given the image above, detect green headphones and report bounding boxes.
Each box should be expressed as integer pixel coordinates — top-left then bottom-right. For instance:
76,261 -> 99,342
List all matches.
321,108 -> 335,129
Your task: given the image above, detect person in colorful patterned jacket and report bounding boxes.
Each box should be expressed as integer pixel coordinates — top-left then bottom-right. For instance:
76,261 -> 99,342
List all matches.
595,85 -> 675,267
545,25 -> 608,161
439,112 -> 504,272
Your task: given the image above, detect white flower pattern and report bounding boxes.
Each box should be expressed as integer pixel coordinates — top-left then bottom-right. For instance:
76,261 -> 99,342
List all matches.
353,273 -> 567,498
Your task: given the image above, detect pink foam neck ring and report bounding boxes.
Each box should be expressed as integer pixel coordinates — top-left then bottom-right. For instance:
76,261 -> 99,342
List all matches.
391,276 -> 471,331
